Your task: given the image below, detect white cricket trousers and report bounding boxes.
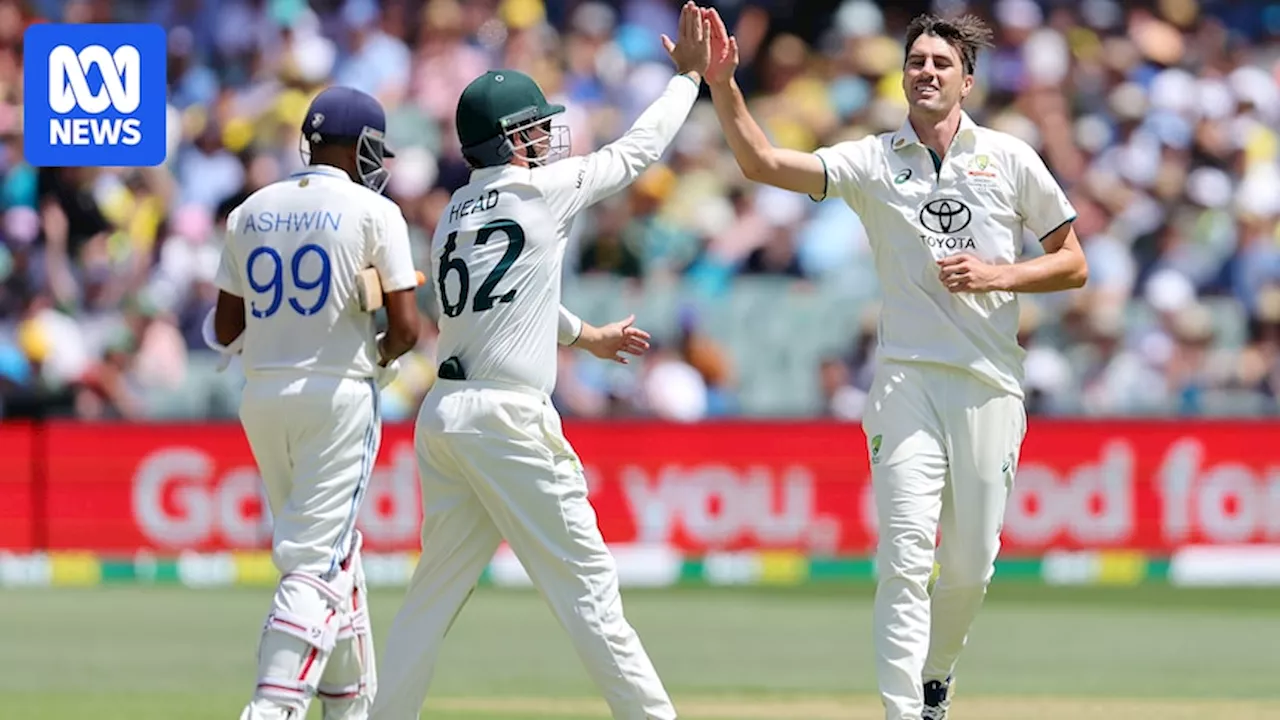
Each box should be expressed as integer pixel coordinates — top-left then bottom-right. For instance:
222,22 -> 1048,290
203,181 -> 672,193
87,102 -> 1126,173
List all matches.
238,374 -> 381,720
239,375 -> 380,576
371,379 -> 676,720
862,361 -> 1026,720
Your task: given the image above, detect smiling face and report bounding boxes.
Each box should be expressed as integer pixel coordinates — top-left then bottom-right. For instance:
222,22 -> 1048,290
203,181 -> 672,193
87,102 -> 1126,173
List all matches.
903,32 -> 973,120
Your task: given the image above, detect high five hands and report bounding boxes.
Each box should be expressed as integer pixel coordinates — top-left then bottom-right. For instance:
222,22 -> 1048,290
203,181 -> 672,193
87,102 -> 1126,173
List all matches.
662,2 -> 713,81
663,2 -> 744,85
660,4 -> 741,86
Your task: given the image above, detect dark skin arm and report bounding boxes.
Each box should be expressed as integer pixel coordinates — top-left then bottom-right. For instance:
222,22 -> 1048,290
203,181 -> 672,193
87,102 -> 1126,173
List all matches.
378,288 -> 419,366
214,291 -> 246,347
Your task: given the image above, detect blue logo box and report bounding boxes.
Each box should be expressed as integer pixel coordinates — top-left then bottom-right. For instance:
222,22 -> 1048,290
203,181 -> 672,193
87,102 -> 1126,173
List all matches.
24,24 -> 168,167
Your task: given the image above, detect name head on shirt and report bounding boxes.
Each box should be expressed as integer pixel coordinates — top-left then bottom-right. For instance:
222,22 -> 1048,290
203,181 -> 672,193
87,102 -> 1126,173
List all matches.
448,190 -> 500,224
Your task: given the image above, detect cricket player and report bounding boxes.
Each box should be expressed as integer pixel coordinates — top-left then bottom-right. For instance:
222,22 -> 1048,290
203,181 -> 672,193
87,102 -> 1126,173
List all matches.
210,85 -> 421,720
208,87 -> 654,720
701,11 -> 1088,720
369,4 -> 713,719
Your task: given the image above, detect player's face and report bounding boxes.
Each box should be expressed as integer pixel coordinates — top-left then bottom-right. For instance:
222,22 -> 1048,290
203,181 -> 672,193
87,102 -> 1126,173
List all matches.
509,119 -> 570,167
525,121 -> 551,158
903,34 -> 972,119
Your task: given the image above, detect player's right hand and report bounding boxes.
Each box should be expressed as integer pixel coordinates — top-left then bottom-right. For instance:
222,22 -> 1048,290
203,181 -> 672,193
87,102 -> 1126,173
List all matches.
662,2 -> 712,80
702,7 -> 739,87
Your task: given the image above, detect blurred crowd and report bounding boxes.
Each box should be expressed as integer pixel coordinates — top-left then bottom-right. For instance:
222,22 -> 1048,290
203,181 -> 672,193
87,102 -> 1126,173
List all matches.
0,0 -> 1279,422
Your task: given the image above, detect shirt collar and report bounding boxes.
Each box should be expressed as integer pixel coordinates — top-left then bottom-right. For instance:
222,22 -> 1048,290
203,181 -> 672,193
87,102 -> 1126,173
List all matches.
891,111 -> 977,152
469,164 -> 518,181
291,164 -> 350,180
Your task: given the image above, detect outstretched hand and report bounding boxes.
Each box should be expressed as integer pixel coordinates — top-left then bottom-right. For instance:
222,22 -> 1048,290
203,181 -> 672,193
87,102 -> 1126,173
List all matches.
701,6 -> 738,86
577,314 -> 652,364
662,1 -> 712,80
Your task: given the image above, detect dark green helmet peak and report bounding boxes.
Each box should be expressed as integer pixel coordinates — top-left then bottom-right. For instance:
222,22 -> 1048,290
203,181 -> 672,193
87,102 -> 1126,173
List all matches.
456,70 -> 568,168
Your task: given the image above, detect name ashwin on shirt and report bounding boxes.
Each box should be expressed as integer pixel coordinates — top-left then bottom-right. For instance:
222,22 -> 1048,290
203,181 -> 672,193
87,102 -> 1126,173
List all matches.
245,211 -> 342,234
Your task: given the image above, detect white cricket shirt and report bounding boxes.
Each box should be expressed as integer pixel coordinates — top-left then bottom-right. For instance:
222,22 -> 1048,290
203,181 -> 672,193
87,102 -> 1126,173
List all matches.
215,164 -> 418,381
813,112 -> 1076,397
429,74 -> 700,395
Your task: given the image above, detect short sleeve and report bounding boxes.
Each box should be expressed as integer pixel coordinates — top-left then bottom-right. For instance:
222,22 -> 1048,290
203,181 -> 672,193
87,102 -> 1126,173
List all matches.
368,201 -> 419,293
1013,140 -> 1077,241
214,208 -> 243,296
810,138 -> 876,213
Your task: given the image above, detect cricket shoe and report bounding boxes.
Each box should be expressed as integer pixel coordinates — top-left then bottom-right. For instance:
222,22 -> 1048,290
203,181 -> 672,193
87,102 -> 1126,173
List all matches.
922,677 -> 953,720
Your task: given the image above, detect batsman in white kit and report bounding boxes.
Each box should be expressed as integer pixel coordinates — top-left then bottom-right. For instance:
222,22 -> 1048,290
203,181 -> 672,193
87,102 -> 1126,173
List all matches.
209,86 -> 422,720
703,10 -> 1088,720
369,5 -> 713,719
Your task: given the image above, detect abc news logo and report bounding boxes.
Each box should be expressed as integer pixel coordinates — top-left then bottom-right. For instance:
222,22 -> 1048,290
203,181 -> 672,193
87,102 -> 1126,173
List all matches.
48,44 -> 143,147
23,24 -> 166,167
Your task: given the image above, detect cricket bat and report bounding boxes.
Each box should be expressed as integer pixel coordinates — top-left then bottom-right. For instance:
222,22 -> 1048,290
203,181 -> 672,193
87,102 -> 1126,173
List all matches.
357,268 -> 426,313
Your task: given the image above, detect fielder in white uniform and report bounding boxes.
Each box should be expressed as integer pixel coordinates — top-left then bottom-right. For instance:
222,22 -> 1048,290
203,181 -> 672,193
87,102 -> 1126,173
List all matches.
209,87 -> 652,720
702,11 -> 1088,720
370,5 -> 712,719
210,86 -> 422,720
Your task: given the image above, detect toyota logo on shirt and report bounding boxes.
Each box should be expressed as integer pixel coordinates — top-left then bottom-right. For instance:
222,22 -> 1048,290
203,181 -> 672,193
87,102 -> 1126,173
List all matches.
919,198 -> 973,234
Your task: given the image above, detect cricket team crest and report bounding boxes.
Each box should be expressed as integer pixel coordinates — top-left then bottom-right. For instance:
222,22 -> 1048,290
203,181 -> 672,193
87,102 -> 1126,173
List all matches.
870,434 -> 883,464
967,154 -> 997,179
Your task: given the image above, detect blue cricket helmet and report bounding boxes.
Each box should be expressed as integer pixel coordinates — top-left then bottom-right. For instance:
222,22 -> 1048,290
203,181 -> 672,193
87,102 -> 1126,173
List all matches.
301,86 -> 395,193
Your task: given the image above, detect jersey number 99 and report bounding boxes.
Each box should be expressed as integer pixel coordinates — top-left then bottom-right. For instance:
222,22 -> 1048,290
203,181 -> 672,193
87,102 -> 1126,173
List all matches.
438,219 -> 525,318
246,244 -> 332,319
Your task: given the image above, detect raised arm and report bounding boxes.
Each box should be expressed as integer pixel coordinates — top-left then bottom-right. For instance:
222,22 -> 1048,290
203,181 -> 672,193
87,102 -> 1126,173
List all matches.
540,2 -> 711,218
703,9 -> 826,197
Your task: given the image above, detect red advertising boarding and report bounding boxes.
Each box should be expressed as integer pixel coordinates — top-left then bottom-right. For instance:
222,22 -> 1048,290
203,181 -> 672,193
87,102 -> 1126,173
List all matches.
12,420 -> 1280,554
0,422 -> 34,550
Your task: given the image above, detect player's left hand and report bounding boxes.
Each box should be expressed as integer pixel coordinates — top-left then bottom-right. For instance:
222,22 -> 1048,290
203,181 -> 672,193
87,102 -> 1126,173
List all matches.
937,254 -> 1007,293
577,314 -> 652,364
702,6 -> 739,87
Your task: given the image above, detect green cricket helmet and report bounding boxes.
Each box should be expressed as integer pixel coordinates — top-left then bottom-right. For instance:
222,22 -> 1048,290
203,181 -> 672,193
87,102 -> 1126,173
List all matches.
456,70 -> 570,168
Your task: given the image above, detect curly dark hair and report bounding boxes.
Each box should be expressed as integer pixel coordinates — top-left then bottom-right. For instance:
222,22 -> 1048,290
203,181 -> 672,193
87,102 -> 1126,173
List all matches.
904,14 -> 994,75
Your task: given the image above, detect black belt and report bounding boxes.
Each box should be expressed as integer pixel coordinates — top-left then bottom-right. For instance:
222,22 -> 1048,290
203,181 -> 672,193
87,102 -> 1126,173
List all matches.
438,356 -> 466,381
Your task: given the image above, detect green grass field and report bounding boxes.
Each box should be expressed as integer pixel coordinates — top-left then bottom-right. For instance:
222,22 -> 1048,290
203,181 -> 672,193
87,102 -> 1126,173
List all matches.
3,584 -> 1277,719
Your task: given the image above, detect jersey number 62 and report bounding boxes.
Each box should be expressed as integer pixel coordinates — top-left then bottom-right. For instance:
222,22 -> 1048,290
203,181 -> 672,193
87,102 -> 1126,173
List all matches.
245,244 -> 332,319
438,219 -> 525,318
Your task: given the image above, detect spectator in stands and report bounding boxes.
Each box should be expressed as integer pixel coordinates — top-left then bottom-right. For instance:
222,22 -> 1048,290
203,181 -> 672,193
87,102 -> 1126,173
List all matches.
1077,302 -> 1167,416
675,307 -> 736,416
1019,301 -> 1075,416
640,340 -> 708,423
819,356 -> 865,421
